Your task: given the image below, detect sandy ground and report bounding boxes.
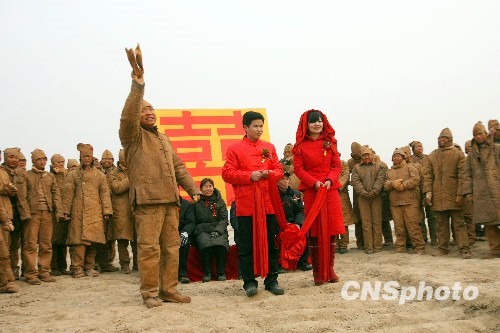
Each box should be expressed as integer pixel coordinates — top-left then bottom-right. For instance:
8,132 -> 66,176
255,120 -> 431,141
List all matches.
1,230 -> 499,333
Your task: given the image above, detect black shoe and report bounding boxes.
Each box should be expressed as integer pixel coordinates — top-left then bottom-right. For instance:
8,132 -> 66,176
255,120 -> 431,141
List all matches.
297,263 -> 313,271
338,248 -> 348,254
277,267 -> 287,274
265,283 -> 284,295
202,274 -> 211,283
245,285 -> 258,297
217,274 -> 227,281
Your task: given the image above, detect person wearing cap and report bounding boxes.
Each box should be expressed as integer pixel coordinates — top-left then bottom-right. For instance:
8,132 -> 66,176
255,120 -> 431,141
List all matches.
409,141 -> 437,246
18,152 -> 27,171
0,148 -> 31,280
62,143 -> 113,278
400,146 -> 427,249
276,172 -> 311,271
351,145 -> 386,254
95,149 -> 119,273
279,143 -> 300,190
424,128 -> 472,259
488,119 -> 500,143
384,149 -> 425,254
49,154 -> 70,276
337,159 -> 356,254
121,47 -> 201,307
108,149 -> 137,274
464,121 -> 500,259
24,149 -> 63,284
347,142 -> 364,250
67,159 -> 79,172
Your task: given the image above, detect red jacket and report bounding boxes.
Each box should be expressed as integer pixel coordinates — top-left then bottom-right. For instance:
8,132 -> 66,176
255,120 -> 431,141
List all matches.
222,136 -> 283,216
293,135 -> 342,191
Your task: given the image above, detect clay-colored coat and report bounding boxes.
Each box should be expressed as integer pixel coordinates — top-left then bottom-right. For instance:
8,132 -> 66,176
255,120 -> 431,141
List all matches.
50,166 -> 68,244
339,160 -> 356,226
119,81 -> 199,207
463,138 -> 500,225
63,166 -> 113,245
26,169 -> 63,217
0,165 -> 31,220
108,165 -> 134,240
423,146 -> 467,211
384,161 -> 420,206
351,161 -> 387,196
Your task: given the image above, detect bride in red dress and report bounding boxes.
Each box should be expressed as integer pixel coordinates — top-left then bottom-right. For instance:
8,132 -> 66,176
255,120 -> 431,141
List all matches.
292,110 -> 345,285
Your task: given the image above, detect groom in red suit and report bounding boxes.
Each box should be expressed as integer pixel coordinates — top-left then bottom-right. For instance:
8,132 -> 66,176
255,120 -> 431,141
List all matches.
222,111 -> 284,297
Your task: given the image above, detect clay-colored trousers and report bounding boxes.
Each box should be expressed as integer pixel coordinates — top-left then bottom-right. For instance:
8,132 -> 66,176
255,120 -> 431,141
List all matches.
0,228 -> 14,287
23,210 -> 53,280
391,203 -> 425,252
434,210 -> 470,254
134,203 -> 180,299
358,196 -> 382,252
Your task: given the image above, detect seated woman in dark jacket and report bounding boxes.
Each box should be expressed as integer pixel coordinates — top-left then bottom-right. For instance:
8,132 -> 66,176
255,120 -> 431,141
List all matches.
187,178 -> 230,282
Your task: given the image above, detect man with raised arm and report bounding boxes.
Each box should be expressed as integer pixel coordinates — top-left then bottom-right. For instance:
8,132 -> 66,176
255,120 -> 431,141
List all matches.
120,45 -> 201,308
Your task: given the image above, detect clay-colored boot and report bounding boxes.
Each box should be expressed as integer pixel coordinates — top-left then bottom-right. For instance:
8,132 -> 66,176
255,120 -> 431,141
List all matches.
158,291 -> 191,303
0,282 -> 17,293
143,296 -> 163,308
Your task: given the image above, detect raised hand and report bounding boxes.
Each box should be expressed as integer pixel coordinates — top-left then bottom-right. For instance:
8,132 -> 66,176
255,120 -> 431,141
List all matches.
125,43 -> 144,81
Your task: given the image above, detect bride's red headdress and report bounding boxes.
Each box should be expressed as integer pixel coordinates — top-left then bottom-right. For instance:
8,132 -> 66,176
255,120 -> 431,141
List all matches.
292,109 -> 337,154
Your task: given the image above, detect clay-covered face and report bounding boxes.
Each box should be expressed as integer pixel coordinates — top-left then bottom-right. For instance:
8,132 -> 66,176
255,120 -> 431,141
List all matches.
18,159 -> 27,169
392,154 -> 404,165
413,143 -> 423,155
81,154 -> 93,167
438,136 -> 450,148
244,119 -> 264,142
361,153 -> 372,165
201,182 -> 214,197
34,157 -> 47,170
101,158 -> 113,168
140,105 -> 157,128
52,160 -> 65,169
473,131 -> 487,144
5,154 -> 19,169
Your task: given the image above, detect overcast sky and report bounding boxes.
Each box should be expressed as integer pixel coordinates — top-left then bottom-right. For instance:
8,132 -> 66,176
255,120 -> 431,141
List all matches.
1,0 -> 499,167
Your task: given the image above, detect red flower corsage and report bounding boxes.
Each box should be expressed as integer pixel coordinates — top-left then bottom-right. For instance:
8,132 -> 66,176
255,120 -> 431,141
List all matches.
261,148 -> 271,163
211,203 -> 217,217
323,141 -> 331,156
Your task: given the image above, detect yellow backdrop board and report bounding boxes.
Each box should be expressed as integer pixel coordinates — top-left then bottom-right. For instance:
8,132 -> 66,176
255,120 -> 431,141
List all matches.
155,109 -> 269,204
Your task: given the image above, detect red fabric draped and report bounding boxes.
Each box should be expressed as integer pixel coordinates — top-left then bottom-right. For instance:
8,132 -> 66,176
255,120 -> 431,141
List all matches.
268,172 -> 328,271
252,182 -> 269,278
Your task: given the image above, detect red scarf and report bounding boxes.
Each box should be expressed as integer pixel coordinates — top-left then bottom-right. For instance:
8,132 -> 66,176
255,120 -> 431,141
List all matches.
268,173 -> 328,272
